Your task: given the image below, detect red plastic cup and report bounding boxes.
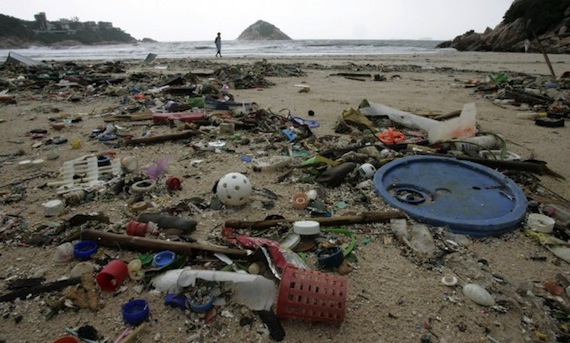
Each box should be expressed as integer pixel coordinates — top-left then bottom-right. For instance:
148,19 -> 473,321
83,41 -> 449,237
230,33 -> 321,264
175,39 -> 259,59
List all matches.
126,221 -> 148,237
96,260 -> 128,291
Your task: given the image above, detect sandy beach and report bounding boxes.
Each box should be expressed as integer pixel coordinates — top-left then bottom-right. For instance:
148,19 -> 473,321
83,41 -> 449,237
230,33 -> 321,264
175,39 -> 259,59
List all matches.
1,50 -> 570,343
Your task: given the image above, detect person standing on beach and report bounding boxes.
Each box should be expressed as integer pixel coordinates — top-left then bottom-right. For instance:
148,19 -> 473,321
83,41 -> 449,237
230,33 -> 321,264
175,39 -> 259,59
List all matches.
524,39 -> 531,53
215,32 -> 222,57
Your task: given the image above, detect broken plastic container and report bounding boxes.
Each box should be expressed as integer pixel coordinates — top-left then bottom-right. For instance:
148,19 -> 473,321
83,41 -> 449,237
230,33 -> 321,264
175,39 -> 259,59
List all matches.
362,102 -> 477,143
151,268 -> 276,311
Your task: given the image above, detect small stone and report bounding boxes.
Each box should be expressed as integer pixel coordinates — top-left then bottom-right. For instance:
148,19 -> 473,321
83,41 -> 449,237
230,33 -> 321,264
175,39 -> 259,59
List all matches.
240,316 -> 253,327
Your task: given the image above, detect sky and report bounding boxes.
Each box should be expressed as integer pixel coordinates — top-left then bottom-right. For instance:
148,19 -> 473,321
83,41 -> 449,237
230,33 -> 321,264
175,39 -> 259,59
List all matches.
1,0 -> 515,42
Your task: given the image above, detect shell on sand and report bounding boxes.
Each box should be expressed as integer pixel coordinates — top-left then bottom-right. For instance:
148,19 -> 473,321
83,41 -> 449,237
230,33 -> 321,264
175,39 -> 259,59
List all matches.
463,283 -> 495,307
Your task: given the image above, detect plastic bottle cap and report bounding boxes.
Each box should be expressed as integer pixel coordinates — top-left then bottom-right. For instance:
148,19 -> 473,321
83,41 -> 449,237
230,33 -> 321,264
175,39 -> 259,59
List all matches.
43,199 -> 65,217
293,221 -> 320,235
441,274 -> 458,286
121,299 -> 149,326
527,213 -> 555,233
166,176 -> 182,191
316,246 -> 344,269
126,221 -> 149,237
188,291 -> 214,313
292,192 -> 309,209
73,241 -> 98,260
153,250 -> 176,268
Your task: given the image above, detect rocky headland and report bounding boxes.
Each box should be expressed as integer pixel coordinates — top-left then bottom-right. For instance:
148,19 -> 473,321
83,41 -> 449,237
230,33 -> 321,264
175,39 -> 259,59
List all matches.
437,0 -> 570,54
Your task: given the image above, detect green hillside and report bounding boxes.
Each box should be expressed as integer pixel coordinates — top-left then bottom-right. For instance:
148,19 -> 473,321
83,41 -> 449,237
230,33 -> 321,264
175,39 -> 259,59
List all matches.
0,13 -> 137,47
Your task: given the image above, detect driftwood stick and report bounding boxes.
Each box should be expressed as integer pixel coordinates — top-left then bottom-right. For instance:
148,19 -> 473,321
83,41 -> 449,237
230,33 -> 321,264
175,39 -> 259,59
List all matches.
224,211 -> 406,230
533,31 -> 556,79
0,277 -> 81,303
80,230 -> 249,257
124,130 -> 197,145
455,156 -> 564,179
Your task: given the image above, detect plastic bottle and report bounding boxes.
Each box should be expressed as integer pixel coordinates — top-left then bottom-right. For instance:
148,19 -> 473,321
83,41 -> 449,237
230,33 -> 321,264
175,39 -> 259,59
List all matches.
543,204 -> 570,229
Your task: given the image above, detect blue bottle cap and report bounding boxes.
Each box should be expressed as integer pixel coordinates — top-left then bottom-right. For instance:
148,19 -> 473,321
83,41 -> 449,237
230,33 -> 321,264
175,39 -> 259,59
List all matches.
152,250 -> 176,269
73,241 -> 98,260
188,291 -> 214,313
316,246 -> 344,269
121,299 -> 149,326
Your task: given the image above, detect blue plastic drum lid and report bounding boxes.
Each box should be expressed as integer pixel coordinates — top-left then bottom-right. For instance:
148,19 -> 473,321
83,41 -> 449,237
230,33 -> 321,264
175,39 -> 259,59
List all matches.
374,156 -> 527,237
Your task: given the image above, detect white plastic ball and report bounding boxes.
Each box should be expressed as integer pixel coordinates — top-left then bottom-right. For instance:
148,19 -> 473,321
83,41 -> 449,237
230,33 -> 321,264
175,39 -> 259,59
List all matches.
216,172 -> 253,206
358,163 -> 377,179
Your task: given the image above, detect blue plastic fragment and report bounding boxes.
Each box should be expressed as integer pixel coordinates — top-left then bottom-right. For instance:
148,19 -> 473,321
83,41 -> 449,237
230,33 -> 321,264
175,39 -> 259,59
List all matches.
164,294 -> 188,310
241,154 -> 253,163
281,129 -> 297,141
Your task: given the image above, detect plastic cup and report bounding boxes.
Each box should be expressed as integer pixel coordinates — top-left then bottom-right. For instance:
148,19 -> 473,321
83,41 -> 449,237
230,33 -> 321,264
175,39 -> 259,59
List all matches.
96,260 -> 128,291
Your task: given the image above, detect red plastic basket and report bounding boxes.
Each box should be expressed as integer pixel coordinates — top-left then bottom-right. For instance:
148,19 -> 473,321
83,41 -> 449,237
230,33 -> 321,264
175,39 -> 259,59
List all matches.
276,264 -> 347,325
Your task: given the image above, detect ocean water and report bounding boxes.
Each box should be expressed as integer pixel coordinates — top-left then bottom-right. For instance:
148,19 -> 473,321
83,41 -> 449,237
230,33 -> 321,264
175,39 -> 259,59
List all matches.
0,39 -> 450,61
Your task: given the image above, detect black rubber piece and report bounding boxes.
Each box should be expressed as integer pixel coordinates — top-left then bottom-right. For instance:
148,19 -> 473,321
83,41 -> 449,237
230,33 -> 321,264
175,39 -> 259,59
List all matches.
255,310 -> 285,342
535,117 -> 565,128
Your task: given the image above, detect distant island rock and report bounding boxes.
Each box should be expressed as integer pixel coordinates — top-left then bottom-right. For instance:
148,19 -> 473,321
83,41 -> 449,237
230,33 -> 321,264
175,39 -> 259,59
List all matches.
237,20 -> 292,40
141,37 -> 158,43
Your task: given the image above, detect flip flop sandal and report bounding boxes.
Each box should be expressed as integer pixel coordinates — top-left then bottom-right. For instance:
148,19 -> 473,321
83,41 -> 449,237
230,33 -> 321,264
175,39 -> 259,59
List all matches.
290,116 -> 320,128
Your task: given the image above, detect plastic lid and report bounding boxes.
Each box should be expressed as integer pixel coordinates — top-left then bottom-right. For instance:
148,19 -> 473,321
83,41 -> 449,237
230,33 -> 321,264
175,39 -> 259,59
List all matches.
374,155 -> 527,237
121,299 -> 149,326
293,221 -> 320,235
73,241 -> 98,260
153,250 -> 176,268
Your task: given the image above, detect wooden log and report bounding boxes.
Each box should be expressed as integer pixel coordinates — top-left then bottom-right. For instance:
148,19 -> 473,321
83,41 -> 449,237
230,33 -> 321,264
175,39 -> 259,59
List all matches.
224,211 -> 406,230
0,277 -> 81,303
124,130 -> 197,145
80,230 -> 249,257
